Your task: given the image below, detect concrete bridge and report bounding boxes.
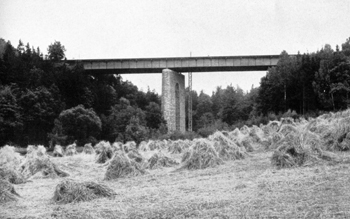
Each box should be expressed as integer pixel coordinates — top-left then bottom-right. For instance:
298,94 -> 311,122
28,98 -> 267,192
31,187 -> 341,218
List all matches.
67,55 -> 281,133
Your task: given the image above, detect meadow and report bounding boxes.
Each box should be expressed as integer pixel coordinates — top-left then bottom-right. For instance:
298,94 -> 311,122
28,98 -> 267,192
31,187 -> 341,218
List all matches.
1,110 -> 350,219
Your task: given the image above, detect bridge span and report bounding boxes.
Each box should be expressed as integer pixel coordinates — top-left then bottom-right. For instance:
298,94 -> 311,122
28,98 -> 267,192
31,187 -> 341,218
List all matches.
67,54 -> 281,133
67,55 -> 280,74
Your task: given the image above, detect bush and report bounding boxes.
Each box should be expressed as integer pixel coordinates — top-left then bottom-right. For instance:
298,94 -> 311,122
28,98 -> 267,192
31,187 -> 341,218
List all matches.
53,105 -> 101,145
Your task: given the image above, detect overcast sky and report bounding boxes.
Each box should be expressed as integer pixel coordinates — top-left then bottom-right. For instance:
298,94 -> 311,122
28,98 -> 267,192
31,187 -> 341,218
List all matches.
1,0 -> 350,94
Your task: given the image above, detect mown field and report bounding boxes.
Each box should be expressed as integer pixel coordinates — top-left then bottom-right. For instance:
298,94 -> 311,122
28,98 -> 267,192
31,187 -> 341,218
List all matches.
1,110 -> 350,219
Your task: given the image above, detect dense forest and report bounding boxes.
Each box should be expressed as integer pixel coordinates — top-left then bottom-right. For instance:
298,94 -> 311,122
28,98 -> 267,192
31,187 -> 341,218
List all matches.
0,37 -> 349,147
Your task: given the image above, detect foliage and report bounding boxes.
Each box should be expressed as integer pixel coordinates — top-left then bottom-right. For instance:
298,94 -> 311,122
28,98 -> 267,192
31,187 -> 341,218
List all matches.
55,105 -> 101,145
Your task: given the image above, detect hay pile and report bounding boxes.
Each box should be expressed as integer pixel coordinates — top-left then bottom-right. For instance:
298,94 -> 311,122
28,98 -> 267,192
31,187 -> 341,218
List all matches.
0,179 -> 20,203
0,146 -> 26,184
0,145 -> 23,169
53,180 -> 116,204
53,145 -> 64,157
147,152 -> 179,169
95,141 -> 114,164
21,145 -> 69,178
179,139 -> 224,170
105,153 -> 146,180
123,141 -> 136,153
168,140 -> 186,154
208,131 -> 247,160
83,143 -> 95,154
271,128 -> 338,168
112,142 -> 122,152
278,124 -> 298,137
65,143 -> 77,156
320,117 -> 350,151
0,167 -> 26,184
127,150 -> 144,163
138,141 -> 148,151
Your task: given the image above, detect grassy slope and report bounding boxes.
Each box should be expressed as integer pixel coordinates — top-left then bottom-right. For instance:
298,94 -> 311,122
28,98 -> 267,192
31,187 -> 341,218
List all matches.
2,150 -> 350,219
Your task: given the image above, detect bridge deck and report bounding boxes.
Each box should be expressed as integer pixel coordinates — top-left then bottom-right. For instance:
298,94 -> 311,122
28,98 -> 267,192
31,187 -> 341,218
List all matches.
67,55 -> 280,74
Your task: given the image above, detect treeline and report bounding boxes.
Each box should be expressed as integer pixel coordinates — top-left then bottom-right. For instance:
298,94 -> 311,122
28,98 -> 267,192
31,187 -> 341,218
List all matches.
185,37 -> 350,135
1,37 -> 350,147
0,39 -> 166,147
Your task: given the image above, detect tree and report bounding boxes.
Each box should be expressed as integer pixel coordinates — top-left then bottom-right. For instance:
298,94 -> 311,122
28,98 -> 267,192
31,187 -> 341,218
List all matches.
145,102 -> 165,130
55,105 -> 101,145
0,86 -> 23,145
47,41 -> 66,61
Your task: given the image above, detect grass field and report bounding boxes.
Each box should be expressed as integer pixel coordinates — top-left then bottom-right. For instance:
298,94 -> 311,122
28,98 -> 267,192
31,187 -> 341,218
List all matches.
2,149 -> 350,219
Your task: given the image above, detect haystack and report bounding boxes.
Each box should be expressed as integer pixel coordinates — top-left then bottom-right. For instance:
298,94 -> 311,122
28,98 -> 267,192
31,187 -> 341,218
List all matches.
53,180 -> 116,204
105,153 -> 146,180
0,145 -> 23,169
240,125 -> 250,135
168,140 -> 186,154
112,142 -> 122,152
278,124 -> 298,137
0,179 -> 20,203
127,150 -> 144,163
53,145 -> 64,157
208,131 -> 247,160
65,143 -> 77,156
271,128 -> 338,168
179,139 -> 224,170
21,146 -> 69,178
95,141 -> 114,164
27,145 -> 47,156
321,118 -> 350,151
138,141 -> 148,151
123,141 -> 136,153
83,143 -> 95,154
0,167 -> 26,184
147,152 -> 179,169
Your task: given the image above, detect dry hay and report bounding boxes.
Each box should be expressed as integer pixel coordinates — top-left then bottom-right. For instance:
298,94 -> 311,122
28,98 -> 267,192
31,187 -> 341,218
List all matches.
168,140 -> 186,154
21,146 -> 69,179
123,141 -> 137,153
0,145 -> 23,169
146,152 -> 179,169
278,124 -> 298,137
82,143 -> 95,154
95,141 -> 114,164
179,138 -> 224,170
321,118 -> 350,151
112,142 -> 122,152
105,153 -> 146,180
53,179 -> 116,204
240,125 -> 250,135
127,150 -> 144,163
138,141 -> 148,151
65,143 -> 77,156
271,128 -> 338,168
280,117 -> 295,126
27,145 -> 47,156
145,140 -> 167,151
0,179 -> 20,204
268,132 -> 285,150
0,167 -> 26,184
209,131 -> 247,160
53,145 -> 64,157
265,121 -> 281,134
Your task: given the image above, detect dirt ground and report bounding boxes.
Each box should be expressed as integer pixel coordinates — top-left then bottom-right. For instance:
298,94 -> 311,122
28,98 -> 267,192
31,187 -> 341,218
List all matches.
2,150 -> 350,219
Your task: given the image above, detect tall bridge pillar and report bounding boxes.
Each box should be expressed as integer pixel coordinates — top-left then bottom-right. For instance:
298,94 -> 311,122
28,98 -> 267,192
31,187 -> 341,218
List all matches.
161,69 -> 186,133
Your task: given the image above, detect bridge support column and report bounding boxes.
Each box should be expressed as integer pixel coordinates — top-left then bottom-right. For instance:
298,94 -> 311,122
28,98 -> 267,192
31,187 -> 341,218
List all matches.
161,69 -> 186,133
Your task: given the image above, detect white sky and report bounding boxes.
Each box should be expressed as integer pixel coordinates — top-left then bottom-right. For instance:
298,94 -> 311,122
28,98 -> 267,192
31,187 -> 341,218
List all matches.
1,0 -> 350,94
